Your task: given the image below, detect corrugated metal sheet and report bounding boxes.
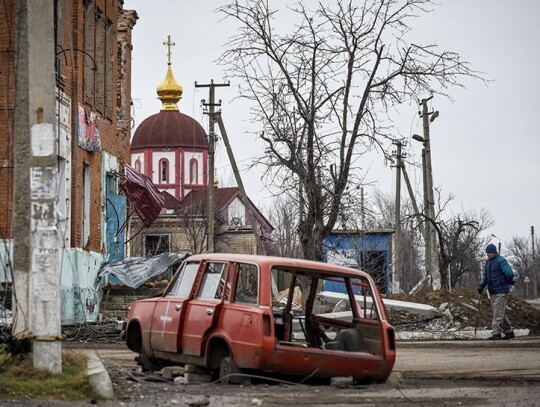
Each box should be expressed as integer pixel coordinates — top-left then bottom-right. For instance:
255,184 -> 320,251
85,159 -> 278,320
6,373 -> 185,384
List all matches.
122,165 -> 164,227
98,252 -> 188,289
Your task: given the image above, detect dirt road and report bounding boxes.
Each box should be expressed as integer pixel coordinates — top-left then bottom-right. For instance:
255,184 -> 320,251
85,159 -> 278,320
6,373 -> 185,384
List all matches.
395,337 -> 540,380
2,339 -> 539,406
89,337 -> 540,406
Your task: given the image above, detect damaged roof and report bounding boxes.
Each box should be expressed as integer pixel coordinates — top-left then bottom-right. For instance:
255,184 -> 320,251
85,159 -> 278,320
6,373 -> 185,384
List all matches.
122,165 -> 164,227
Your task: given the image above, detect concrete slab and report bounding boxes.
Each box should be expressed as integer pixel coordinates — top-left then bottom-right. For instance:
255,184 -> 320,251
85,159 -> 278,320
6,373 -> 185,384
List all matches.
320,291 -> 439,316
396,328 -> 530,341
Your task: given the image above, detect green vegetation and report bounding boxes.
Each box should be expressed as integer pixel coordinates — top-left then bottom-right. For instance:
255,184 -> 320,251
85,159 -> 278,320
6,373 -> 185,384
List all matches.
0,349 -> 100,401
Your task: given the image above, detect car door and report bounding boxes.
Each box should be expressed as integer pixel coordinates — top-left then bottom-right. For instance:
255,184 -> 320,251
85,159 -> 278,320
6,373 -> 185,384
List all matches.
149,261 -> 200,354
181,261 -> 229,356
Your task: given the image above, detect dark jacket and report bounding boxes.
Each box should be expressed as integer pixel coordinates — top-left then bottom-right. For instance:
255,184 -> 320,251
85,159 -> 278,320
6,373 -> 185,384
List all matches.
479,254 -> 514,295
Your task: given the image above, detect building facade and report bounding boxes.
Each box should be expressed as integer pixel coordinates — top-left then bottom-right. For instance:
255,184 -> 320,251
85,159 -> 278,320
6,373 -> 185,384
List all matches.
0,1 -> 137,323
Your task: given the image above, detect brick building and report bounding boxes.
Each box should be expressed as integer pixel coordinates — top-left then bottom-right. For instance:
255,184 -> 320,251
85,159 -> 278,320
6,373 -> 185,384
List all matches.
0,1 -> 137,323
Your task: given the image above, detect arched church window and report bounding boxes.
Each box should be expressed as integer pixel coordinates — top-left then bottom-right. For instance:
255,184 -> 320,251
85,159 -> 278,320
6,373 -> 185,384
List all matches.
159,159 -> 168,183
189,158 -> 198,184
134,159 -> 141,173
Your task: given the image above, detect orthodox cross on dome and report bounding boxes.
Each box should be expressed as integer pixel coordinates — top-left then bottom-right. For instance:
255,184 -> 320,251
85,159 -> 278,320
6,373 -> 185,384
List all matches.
163,35 -> 175,65
157,35 -> 182,111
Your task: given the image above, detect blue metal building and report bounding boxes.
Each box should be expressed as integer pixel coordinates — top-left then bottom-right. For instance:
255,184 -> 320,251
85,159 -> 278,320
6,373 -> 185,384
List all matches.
323,229 -> 394,294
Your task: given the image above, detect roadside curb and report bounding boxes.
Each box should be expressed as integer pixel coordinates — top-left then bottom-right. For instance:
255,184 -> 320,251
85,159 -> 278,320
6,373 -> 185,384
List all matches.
83,349 -> 115,399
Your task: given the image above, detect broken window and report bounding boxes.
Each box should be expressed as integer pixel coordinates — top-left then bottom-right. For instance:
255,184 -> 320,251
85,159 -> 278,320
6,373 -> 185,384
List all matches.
144,234 -> 170,257
234,263 -> 259,305
104,19 -> 114,118
83,1 -> 95,104
168,262 -> 199,299
94,8 -> 105,113
271,267 -> 383,354
198,263 -> 227,300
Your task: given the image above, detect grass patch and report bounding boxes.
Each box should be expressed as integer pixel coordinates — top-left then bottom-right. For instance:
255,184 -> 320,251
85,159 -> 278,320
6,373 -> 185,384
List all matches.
0,348 -> 100,401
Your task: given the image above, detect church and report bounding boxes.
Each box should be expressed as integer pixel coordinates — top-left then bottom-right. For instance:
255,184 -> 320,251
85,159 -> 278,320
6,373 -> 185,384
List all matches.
127,39 -> 273,258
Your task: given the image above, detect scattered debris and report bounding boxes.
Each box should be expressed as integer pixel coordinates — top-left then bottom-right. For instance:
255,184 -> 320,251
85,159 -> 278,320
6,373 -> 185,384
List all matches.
62,319 -> 125,343
388,289 -> 540,335
320,291 -> 438,317
0,305 -> 11,326
187,396 -> 210,406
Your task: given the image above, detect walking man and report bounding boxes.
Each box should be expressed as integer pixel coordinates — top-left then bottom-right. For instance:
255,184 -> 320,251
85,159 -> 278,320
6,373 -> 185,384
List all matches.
478,243 -> 515,340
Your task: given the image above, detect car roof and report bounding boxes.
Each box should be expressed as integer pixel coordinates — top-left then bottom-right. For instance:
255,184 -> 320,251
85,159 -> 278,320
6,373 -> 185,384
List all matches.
183,253 -> 369,278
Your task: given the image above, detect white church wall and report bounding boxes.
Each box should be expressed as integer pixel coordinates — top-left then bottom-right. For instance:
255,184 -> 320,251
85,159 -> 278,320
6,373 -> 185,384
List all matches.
183,151 -> 203,185
152,150 -> 176,185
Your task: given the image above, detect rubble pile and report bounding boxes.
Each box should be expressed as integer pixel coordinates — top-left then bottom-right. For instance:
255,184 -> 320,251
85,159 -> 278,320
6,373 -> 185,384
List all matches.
387,289 -> 540,335
63,319 -> 125,343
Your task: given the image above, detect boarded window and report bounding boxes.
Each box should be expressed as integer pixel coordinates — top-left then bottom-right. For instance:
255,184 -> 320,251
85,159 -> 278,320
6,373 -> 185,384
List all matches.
83,1 -> 95,104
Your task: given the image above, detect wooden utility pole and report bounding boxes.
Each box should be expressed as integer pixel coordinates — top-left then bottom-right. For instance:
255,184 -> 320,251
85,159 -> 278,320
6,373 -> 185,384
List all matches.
195,80 -> 229,253
13,0 -> 62,373
392,140 -> 404,293
401,165 -> 423,230
215,113 -> 265,255
420,97 -> 441,290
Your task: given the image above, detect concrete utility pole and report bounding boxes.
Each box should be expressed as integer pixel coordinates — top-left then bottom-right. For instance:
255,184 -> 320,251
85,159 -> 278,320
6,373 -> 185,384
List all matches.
215,113 -> 265,255
13,0 -> 62,373
417,97 -> 441,290
360,187 -> 366,230
195,80 -> 229,253
532,226 -> 537,298
392,140 -> 404,293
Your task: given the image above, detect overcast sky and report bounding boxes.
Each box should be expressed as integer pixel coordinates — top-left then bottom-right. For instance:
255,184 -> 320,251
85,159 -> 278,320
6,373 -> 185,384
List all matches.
124,0 -> 539,249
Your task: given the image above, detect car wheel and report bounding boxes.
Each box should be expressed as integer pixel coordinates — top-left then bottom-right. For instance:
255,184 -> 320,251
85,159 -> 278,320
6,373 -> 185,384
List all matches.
137,352 -> 161,373
219,356 -> 243,384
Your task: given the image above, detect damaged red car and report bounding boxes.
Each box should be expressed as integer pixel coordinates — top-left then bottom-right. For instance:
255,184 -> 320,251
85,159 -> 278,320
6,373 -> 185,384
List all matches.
125,253 -> 396,384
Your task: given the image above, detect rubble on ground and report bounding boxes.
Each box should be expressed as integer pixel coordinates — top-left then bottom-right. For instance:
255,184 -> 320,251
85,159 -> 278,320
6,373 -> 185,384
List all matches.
387,288 -> 540,336
62,319 -> 125,343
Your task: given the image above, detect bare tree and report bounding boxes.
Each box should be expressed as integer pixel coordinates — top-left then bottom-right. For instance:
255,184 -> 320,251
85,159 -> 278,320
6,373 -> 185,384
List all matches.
507,235 -> 539,298
176,201 -> 209,254
264,195 -> 301,258
175,199 -> 231,255
220,0 -> 485,261
432,206 -> 494,290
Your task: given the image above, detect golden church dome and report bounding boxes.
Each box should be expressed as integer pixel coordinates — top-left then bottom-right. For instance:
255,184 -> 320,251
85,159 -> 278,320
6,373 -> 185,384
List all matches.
156,63 -> 183,111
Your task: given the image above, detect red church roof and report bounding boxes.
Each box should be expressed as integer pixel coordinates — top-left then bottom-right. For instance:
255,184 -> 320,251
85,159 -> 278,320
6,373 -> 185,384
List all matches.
131,110 -> 207,150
